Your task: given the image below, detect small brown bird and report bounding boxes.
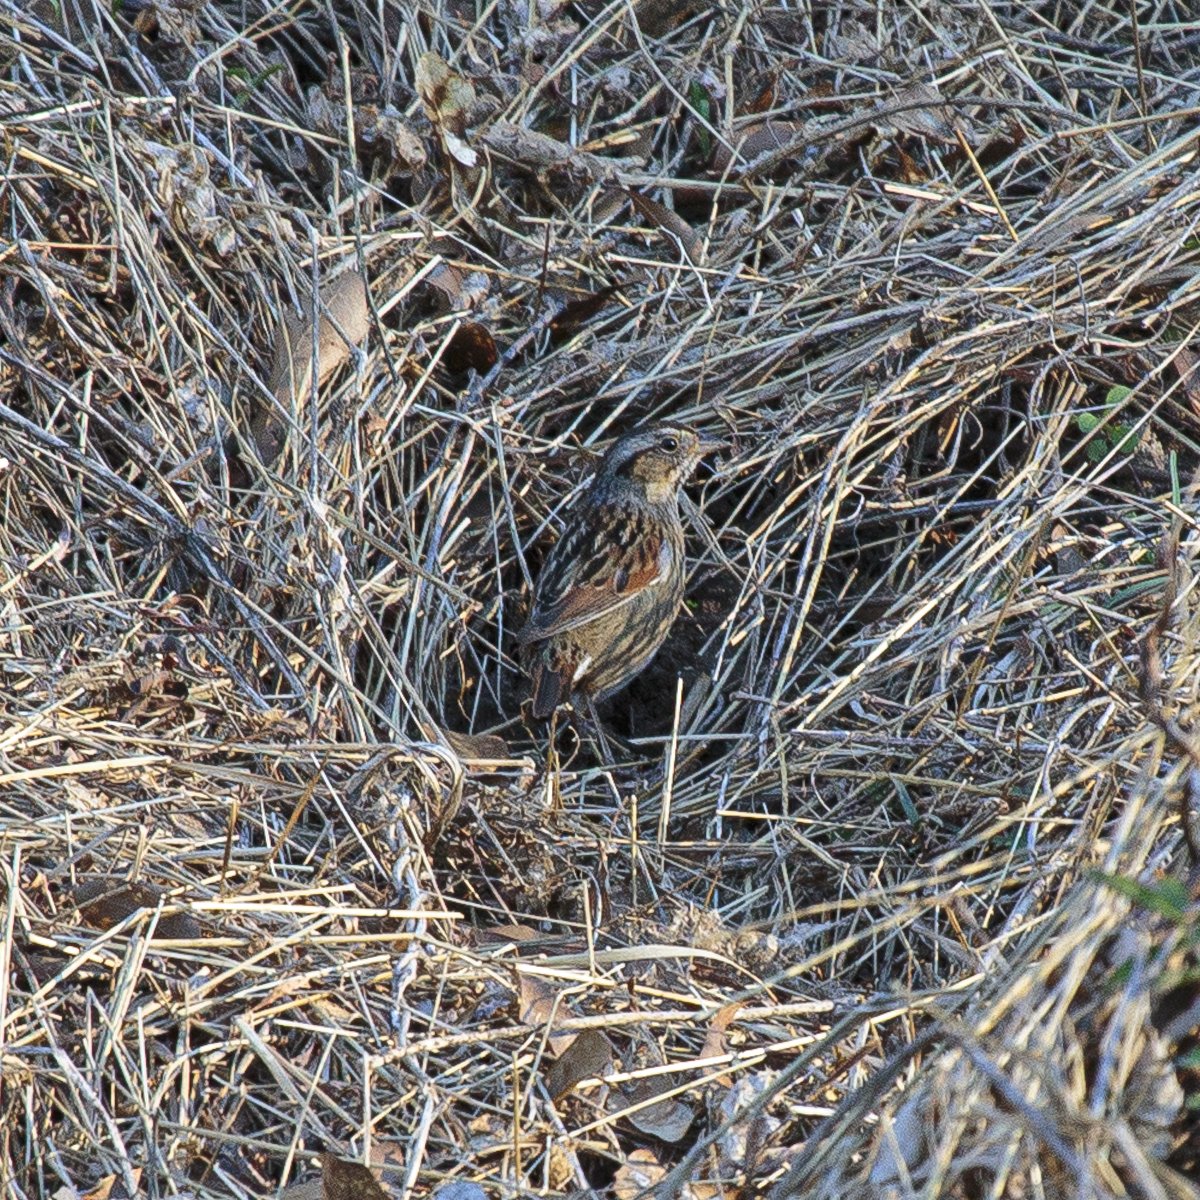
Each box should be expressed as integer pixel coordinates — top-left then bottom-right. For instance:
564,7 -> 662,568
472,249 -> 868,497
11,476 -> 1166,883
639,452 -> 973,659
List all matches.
517,424 -> 722,720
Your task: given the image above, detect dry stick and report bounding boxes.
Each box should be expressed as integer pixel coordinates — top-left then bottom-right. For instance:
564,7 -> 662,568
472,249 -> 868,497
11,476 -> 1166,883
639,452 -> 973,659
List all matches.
651,1011 -> 944,1200
0,395 -> 298,704
955,126 -> 1019,243
1127,0 -> 1156,152
1138,519 -> 1200,876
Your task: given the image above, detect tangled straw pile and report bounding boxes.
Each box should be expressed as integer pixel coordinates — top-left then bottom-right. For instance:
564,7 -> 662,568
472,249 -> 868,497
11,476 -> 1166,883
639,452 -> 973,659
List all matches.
4,1 -> 1200,1196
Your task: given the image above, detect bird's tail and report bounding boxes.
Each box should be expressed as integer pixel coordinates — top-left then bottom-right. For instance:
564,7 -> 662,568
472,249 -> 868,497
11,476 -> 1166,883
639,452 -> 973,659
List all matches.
530,662 -> 563,719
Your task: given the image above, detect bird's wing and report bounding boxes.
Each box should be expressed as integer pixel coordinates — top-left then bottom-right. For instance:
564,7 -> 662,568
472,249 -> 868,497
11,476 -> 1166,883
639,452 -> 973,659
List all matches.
516,507 -> 671,644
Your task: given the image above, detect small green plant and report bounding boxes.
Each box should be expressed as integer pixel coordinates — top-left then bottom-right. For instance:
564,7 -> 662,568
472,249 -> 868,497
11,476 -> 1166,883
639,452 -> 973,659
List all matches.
1075,384 -> 1141,462
225,62 -> 285,107
1090,869 -> 1200,1084
1092,869 -> 1190,922
687,80 -> 713,162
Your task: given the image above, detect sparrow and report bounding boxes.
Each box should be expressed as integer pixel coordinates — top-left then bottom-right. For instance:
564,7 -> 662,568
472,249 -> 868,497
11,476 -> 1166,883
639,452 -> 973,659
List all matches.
517,423 -> 721,719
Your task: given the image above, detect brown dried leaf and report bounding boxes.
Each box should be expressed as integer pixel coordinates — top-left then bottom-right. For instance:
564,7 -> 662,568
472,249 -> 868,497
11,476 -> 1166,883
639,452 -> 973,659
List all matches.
717,1074 -> 782,1176
269,268 -> 370,399
477,923 -> 543,944
79,1168 -> 142,1200
441,321 -> 499,375
139,139 -> 236,256
321,1153 -> 389,1200
73,879 -> 201,940
829,20 -> 880,63
362,1137 -> 410,1185
881,81 -> 956,144
700,1001 -> 740,1085
613,1149 -> 666,1200
713,121 -> 803,175
517,973 -> 576,1056
1169,343 -> 1200,414
259,267 -> 370,464
549,285 -> 620,343
439,728 -> 512,761
633,0 -> 699,36
422,260 -> 490,314
621,1076 -> 695,1143
443,131 -> 478,169
544,1028 -> 612,1099
424,261 -> 466,312
745,79 -> 777,115
416,52 -> 478,166
628,190 -> 702,262
357,105 -> 428,174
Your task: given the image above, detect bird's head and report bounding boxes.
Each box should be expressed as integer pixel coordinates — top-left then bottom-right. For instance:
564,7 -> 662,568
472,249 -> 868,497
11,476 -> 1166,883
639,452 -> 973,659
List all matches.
599,424 -> 724,504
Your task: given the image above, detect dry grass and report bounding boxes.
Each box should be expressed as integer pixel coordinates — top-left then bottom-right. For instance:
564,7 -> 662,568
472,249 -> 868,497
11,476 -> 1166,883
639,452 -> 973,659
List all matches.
4,0 -> 1200,1197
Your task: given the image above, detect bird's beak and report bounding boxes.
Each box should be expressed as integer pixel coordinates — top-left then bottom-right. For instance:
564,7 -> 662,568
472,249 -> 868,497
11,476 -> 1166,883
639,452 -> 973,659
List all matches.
697,437 -> 728,457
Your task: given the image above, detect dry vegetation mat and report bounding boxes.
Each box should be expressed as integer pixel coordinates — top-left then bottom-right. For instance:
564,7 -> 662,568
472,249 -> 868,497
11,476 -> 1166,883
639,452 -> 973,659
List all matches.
4,1 -> 1200,1197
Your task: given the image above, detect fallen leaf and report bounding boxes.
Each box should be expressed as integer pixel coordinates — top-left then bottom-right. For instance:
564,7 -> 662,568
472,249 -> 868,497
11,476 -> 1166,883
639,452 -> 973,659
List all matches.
517,974 -> 576,1056
633,0 -> 699,36
139,139 -> 236,256
717,1073 -> 782,1176
422,260 -> 490,313
259,267 -> 371,465
544,1028 -> 612,1099
712,120 -> 803,175
549,285 -> 620,343
73,879 -> 201,940
416,52 -> 478,169
613,1149 -> 665,1200
441,321 -> 499,375
628,190 -> 702,262
367,1139 -> 408,1183
443,130 -> 477,168
882,81 -> 956,144
357,105 -> 428,173
321,1153 -> 389,1200
1168,343 -> 1200,414
424,261 -> 466,312
620,1076 -> 695,1143
476,923 -> 543,944
700,1001 -> 741,1085
79,1169 -> 144,1200
439,728 -> 512,761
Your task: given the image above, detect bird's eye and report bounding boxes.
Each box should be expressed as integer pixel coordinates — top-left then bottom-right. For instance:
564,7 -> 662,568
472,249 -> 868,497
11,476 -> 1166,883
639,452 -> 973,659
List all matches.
661,435 -> 679,452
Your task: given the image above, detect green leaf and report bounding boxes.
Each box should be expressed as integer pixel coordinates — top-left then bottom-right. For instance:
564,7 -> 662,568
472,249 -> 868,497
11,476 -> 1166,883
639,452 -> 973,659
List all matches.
1086,440 -> 1107,462
1075,412 -> 1100,433
1157,876 -> 1191,911
1105,384 -> 1133,409
1091,869 -> 1190,923
1113,426 -> 1141,455
688,81 -> 712,161
1109,957 -> 1134,986
891,777 -> 920,827
1178,1046 -> 1200,1069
